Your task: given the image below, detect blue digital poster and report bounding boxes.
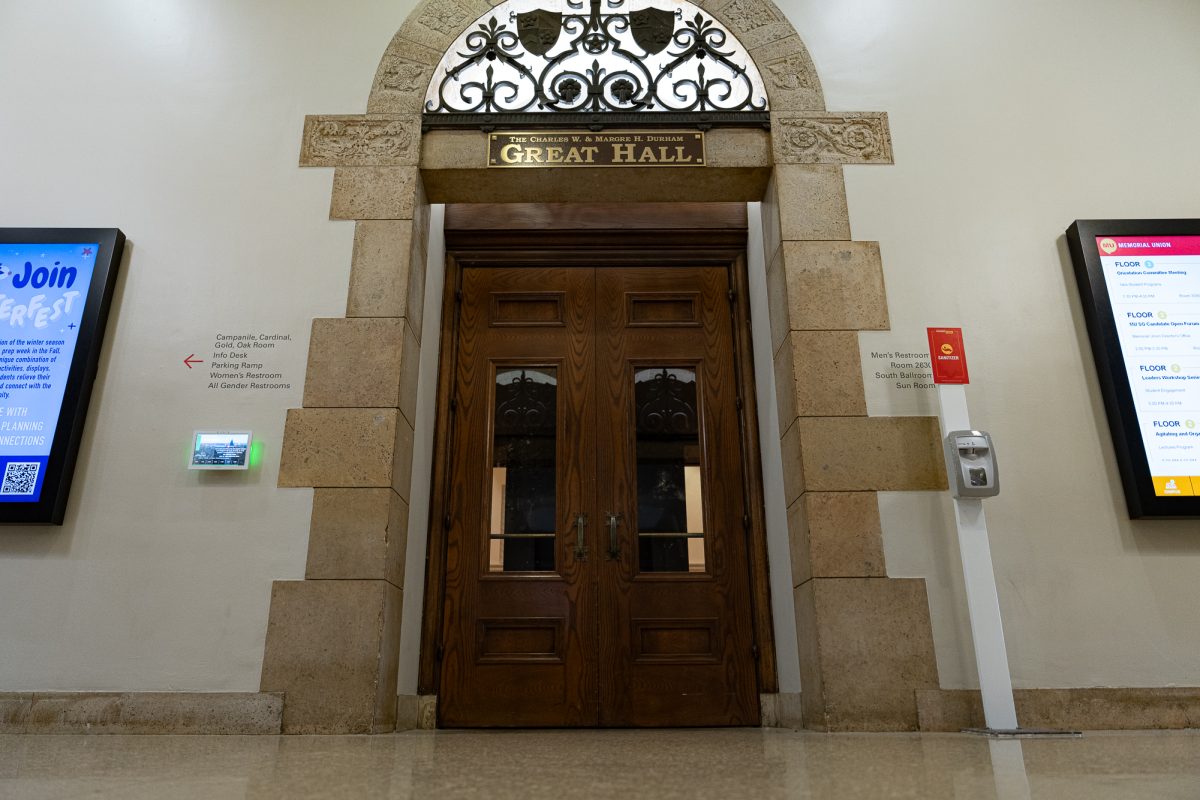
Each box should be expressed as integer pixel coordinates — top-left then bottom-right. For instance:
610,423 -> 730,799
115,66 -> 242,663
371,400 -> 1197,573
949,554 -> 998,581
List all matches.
0,243 -> 98,503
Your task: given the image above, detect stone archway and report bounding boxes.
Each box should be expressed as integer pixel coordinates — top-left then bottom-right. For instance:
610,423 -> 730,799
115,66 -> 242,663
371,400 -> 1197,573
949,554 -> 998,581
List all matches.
259,0 -> 947,734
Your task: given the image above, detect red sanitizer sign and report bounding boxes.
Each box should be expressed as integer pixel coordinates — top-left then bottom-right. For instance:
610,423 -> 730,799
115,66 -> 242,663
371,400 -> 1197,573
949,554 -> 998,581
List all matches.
927,328 -> 969,384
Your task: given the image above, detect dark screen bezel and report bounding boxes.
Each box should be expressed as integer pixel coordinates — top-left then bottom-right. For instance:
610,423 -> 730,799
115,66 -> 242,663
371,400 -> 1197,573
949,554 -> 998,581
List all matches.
0,228 -> 125,525
1066,219 -> 1200,518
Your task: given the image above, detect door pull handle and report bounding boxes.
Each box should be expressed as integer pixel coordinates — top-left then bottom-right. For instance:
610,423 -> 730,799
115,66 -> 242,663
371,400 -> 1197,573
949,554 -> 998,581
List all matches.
605,512 -> 621,560
574,513 -> 589,561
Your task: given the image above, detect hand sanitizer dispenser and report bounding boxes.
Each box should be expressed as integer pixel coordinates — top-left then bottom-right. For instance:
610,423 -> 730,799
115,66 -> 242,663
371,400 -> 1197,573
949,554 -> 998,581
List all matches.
945,430 -> 999,498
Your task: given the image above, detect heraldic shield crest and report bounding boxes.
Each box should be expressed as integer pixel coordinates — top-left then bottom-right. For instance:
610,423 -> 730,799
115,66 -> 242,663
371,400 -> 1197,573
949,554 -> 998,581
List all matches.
517,9 -> 563,56
630,7 -> 675,55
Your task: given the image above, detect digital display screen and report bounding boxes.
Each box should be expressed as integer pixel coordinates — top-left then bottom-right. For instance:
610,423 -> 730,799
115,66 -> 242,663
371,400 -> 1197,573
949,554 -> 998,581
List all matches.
190,432 -> 252,470
0,243 -> 98,503
1095,236 -> 1200,497
1068,220 -> 1200,518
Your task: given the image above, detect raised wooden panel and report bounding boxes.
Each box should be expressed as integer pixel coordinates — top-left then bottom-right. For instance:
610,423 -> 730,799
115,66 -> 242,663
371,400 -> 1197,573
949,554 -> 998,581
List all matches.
477,618 -> 565,664
626,293 -> 701,327
633,618 -> 719,663
490,292 -> 565,327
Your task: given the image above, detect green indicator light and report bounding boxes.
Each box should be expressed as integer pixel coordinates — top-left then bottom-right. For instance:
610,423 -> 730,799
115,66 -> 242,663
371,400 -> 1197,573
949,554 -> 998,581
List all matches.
248,439 -> 265,469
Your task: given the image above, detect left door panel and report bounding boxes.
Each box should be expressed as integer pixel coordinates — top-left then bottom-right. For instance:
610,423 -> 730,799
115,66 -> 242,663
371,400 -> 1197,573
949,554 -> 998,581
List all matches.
438,267 -> 598,727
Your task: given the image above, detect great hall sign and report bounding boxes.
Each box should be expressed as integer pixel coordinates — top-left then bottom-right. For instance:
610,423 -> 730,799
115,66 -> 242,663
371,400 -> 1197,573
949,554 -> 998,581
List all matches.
488,131 -> 706,168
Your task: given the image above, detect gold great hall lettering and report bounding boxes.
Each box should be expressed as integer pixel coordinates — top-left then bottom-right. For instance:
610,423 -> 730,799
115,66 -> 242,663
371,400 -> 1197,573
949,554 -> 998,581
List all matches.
488,131 -> 706,168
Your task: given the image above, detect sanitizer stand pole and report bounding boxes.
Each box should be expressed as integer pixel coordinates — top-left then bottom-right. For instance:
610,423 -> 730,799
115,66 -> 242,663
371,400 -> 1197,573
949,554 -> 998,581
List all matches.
937,383 -> 1019,731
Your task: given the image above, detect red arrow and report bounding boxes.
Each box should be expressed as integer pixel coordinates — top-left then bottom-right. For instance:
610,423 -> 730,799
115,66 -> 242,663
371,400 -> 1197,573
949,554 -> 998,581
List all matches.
183,354 -> 204,369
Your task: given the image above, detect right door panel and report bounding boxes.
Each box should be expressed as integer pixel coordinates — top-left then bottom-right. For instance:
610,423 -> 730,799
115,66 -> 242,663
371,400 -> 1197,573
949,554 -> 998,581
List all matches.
595,267 -> 761,726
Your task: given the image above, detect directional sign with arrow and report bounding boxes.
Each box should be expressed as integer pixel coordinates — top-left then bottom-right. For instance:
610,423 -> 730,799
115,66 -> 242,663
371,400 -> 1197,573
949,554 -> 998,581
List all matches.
183,354 -> 204,369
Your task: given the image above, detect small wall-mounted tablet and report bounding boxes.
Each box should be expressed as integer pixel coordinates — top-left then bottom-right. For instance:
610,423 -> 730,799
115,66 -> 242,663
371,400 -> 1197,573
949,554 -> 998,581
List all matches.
190,431 -> 252,470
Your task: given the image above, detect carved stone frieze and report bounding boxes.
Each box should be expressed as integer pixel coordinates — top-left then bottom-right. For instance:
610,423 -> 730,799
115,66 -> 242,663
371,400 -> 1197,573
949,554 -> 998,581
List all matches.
368,34 -> 443,113
764,53 -> 814,91
723,0 -> 782,32
417,1 -> 473,35
772,113 -> 893,165
300,116 -> 420,167
381,60 -> 432,93
368,56 -> 434,113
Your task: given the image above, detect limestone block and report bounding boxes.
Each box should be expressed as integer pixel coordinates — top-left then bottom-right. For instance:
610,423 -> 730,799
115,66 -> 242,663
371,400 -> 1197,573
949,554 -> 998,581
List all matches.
917,687 -> 1200,732
399,321 -> 421,427
420,130 -> 488,171
795,578 -> 939,731
771,164 -> 851,241
417,695 -> 438,729
773,333 -> 798,428
305,488 -> 409,588
303,318 -> 408,409
392,416 -> 416,503
408,192 -> 431,340
788,492 -> 886,586
279,408 -> 398,488
765,246 -> 788,354
346,220 -> 417,319
772,114 -> 894,166
792,578 -> 824,723
260,580 -> 402,734
397,0 -> 492,55
786,498 -> 807,586
395,694 -> 419,731
759,692 -> 804,729
367,35 -> 442,114
704,129 -> 772,169
704,0 -> 796,52
915,689 -> 985,732
773,331 -> 867,423
330,167 -> 421,220
796,416 -> 947,492
0,694 -> 31,733
775,241 -> 889,332
18,693 -> 282,734
761,172 -> 782,266
300,115 -> 420,167
750,36 -> 824,111
776,692 -> 804,729
1025,688 -> 1200,730
779,419 -> 805,508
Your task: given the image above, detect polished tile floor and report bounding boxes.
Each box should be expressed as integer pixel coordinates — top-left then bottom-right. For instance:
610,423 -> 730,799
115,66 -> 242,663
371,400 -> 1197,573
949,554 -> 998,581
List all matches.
1,728 -> 1198,799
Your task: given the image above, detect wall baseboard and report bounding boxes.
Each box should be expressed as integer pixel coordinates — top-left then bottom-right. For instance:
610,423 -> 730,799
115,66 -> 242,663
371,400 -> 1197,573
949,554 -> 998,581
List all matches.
917,688 -> 1200,732
15,687 -> 1191,734
0,692 -> 283,735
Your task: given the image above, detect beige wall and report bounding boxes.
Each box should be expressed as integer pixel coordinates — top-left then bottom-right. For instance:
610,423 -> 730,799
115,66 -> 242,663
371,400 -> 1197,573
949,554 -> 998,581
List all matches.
801,0 -> 1200,688
0,0 -> 411,691
0,0 -> 1198,695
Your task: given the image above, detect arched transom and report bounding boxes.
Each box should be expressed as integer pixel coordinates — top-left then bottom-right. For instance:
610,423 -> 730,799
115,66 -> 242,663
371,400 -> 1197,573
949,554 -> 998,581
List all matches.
423,0 -> 770,127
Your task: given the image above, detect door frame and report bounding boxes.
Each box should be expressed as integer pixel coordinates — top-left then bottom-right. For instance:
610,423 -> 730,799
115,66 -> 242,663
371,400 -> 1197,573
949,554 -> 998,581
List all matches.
418,203 -> 779,700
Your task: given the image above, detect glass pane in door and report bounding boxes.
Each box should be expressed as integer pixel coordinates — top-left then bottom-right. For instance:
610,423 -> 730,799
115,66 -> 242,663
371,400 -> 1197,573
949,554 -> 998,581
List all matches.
488,366 -> 557,572
633,366 -> 706,573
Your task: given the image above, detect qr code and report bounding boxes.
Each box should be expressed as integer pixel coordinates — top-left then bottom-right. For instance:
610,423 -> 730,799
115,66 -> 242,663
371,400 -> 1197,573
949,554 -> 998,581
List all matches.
1,462 -> 40,495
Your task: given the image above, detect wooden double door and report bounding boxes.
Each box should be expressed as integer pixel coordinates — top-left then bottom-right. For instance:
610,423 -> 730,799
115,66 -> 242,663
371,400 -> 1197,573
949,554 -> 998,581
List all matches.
438,263 -> 760,727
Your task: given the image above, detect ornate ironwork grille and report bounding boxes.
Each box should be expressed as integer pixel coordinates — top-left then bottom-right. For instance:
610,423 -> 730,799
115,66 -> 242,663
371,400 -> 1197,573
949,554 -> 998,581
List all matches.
422,0 -> 770,131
